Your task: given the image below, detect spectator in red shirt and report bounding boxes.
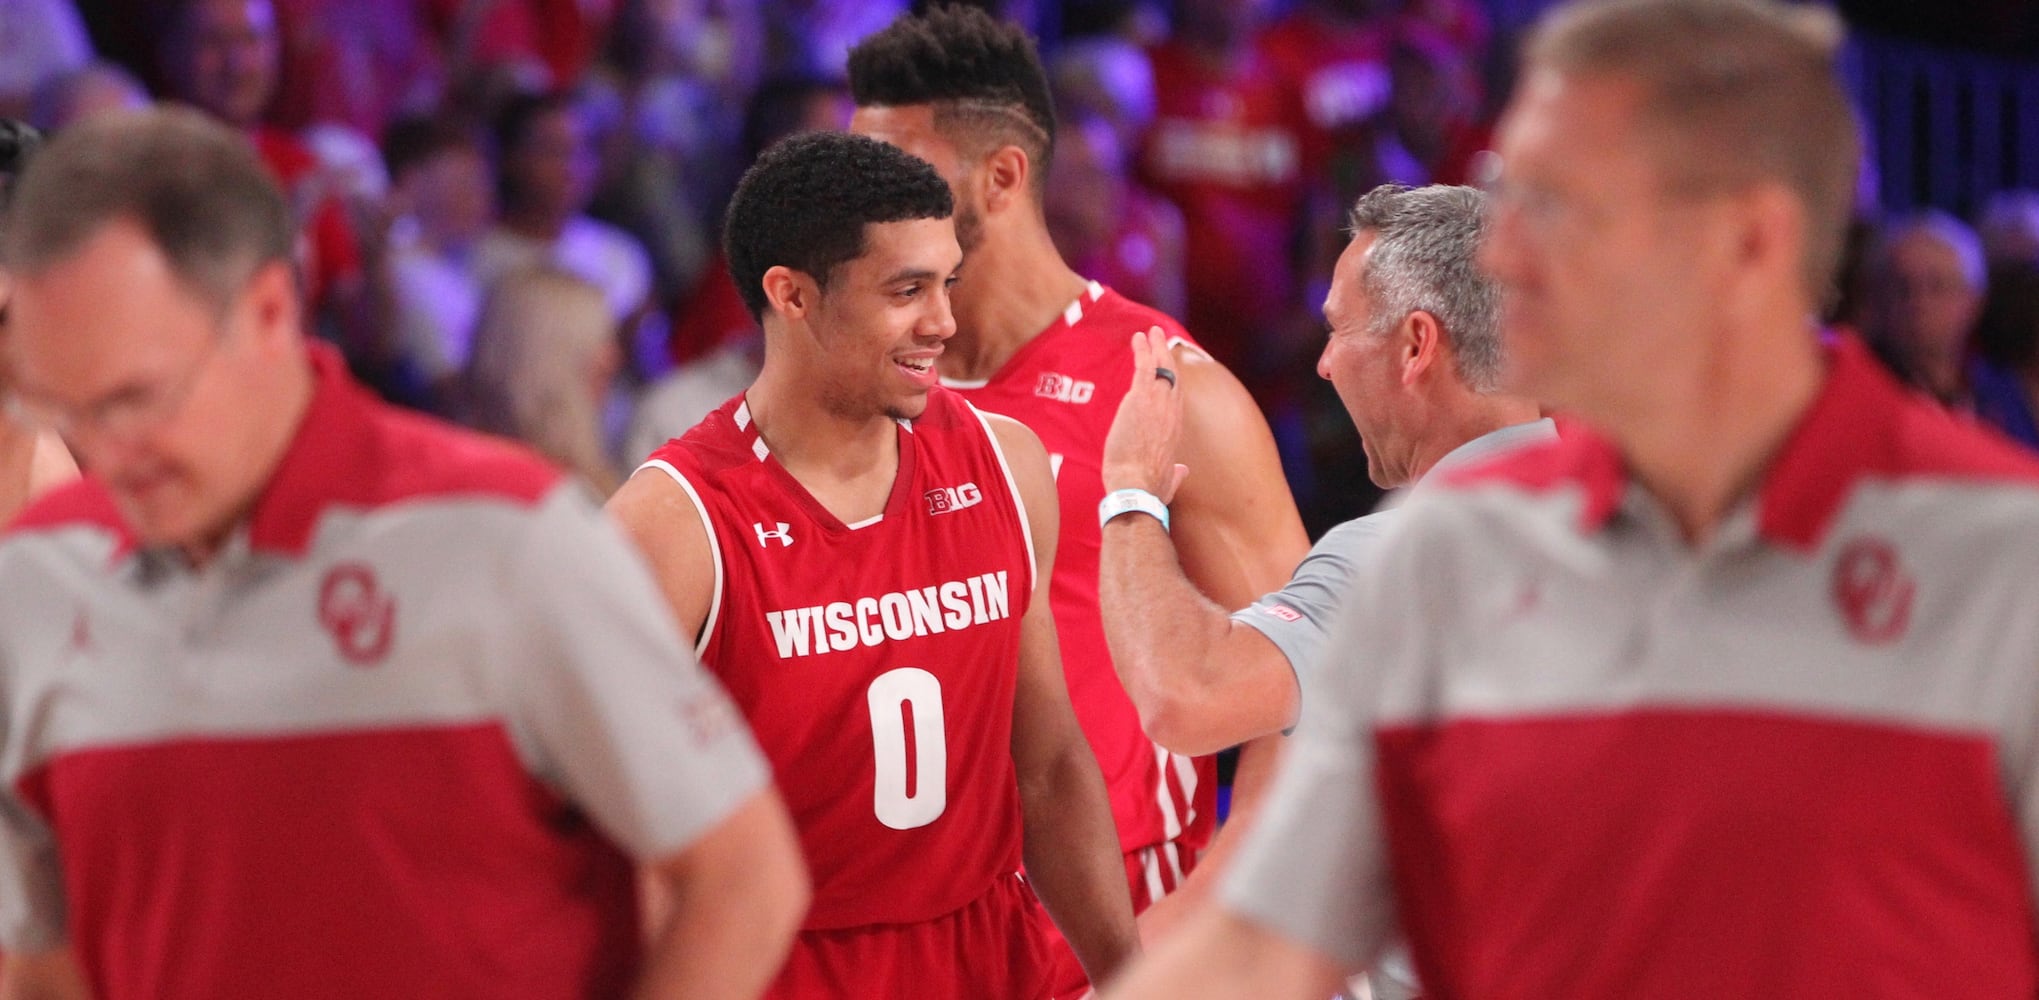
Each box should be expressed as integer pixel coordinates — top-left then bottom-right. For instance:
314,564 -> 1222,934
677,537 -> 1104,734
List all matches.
1047,108 -> 1186,318
1140,0 -> 1310,396
158,0 -> 372,361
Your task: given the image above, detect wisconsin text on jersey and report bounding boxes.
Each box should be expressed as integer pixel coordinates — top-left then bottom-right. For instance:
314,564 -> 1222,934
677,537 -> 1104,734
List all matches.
764,571 -> 1014,659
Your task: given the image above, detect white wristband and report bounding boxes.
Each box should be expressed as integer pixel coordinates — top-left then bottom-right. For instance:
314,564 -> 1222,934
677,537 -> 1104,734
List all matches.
1099,488 -> 1170,532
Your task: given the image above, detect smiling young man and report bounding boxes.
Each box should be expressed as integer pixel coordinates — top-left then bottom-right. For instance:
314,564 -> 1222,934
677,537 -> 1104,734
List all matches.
607,131 -> 1136,999
0,107 -> 805,1000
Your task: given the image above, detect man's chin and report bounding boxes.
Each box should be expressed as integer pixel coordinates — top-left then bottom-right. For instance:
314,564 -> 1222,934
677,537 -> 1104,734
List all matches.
884,397 -> 931,423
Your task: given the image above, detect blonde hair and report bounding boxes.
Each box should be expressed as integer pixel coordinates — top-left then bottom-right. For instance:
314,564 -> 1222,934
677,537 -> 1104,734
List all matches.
1526,0 -> 1860,301
466,267 -> 621,495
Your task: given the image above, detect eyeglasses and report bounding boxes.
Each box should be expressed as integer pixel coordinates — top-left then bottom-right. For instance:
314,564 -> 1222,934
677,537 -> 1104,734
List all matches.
5,331 -> 229,445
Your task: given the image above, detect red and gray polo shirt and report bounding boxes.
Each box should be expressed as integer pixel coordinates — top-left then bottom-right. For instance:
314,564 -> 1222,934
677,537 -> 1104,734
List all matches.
0,349 -> 767,999
1224,337 -> 2039,997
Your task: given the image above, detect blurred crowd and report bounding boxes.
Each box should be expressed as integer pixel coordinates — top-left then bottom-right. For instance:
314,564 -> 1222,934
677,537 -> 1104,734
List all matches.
1836,198 -> 2039,453
7,0 -> 2039,534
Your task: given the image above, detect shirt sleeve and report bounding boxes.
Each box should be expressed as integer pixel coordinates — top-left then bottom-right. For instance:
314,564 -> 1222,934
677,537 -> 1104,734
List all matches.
1231,512 -> 1395,701
0,782 -> 66,952
0,656 -> 66,953
1220,515 -> 1410,972
502,484 -> 770,862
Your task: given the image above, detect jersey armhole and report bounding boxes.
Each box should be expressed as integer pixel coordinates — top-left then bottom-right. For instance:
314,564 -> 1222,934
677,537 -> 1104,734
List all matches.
966,404 -> 1038,597
1164,335 -> 1211,362
634,459 -> 724,657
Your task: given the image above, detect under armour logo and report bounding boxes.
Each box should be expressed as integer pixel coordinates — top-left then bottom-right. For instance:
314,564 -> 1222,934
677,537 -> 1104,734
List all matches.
319,563 -> 396,666
753,522 -> 794,547
1832,537 -> 1914,645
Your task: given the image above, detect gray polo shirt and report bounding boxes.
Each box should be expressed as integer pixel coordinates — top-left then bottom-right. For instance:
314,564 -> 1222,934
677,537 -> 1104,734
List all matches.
1232,419 -> 1559,699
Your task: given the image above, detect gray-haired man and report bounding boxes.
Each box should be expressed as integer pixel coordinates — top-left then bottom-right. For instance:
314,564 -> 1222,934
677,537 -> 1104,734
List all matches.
1098,183 -> 1550,758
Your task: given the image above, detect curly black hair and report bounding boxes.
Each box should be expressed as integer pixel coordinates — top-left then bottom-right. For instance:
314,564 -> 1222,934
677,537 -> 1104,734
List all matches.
724,131 -> 954,322
847,5 -> 1056,188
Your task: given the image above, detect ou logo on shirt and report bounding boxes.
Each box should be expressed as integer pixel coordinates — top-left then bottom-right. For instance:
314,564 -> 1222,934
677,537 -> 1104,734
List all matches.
319,563 -> 395,666
1831,537 -> 1914,645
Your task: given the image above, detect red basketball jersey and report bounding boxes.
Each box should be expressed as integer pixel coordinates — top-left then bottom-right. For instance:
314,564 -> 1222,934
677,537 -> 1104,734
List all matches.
942,283 -> 1216,875
643,388 -> 1036,929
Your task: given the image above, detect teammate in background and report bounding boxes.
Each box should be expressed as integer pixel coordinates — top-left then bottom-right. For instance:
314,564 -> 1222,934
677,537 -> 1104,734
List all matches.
0,107 -> 806,1000
1108,1 -> 2039,996
846,9 -> 1311,993
607,131 -> 1135,999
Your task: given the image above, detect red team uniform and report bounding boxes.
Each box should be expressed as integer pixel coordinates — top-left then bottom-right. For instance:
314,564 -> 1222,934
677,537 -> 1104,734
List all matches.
943,282 -> 1216,993
641,388 -> 1050,999
1140,42 -> 1307,389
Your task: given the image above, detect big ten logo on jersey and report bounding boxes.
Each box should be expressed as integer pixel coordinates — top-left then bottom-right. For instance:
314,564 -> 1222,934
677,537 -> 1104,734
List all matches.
1034,372 -> 1095,404
923,482 -> 981,516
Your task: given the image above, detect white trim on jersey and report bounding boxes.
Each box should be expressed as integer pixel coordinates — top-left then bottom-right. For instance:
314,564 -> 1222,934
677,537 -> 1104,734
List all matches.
1171,750 -> 1200,830
845,514 -> 884,530
966,402 -> 1038,597
938,376 -> 992,390
1164,335 -> 1212,362
1141,845 -> 1167,904
635,459 -> 724,658
733,400 -> 752,430
1061,280 -> 1109,329
1153,743 -> 1183,840
1162,840 -> 1186,886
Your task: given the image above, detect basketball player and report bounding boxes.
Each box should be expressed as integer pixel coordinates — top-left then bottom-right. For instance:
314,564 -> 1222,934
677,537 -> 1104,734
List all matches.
607,131 -> 1136,999
846,12 -> 1312,991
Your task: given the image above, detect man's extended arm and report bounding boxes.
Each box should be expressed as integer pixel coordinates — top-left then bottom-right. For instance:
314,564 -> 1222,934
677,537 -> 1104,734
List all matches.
1099,328 -> 1303,755
1100,328 -> 1312,940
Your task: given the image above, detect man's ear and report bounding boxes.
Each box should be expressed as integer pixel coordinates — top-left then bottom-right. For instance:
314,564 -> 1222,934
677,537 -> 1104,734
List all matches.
762,265 -> 817,321
980,144 -> 1031,216
243,259 -> 304,355
1399,309 -> 1444,387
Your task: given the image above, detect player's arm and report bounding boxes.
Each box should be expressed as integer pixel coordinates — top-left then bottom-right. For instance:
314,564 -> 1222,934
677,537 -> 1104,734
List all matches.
0,950 -> 92,1000
1099,908 -> 1344,1000
606,466 -> 720,642
989,413 -> 1141,986
1099,327 -> 1301,755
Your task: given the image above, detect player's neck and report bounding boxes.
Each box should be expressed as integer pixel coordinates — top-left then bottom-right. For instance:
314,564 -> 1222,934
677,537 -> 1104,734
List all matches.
944,230 -> 1091,382
742,378 -> 902,519
1610,318 -> 1825,548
